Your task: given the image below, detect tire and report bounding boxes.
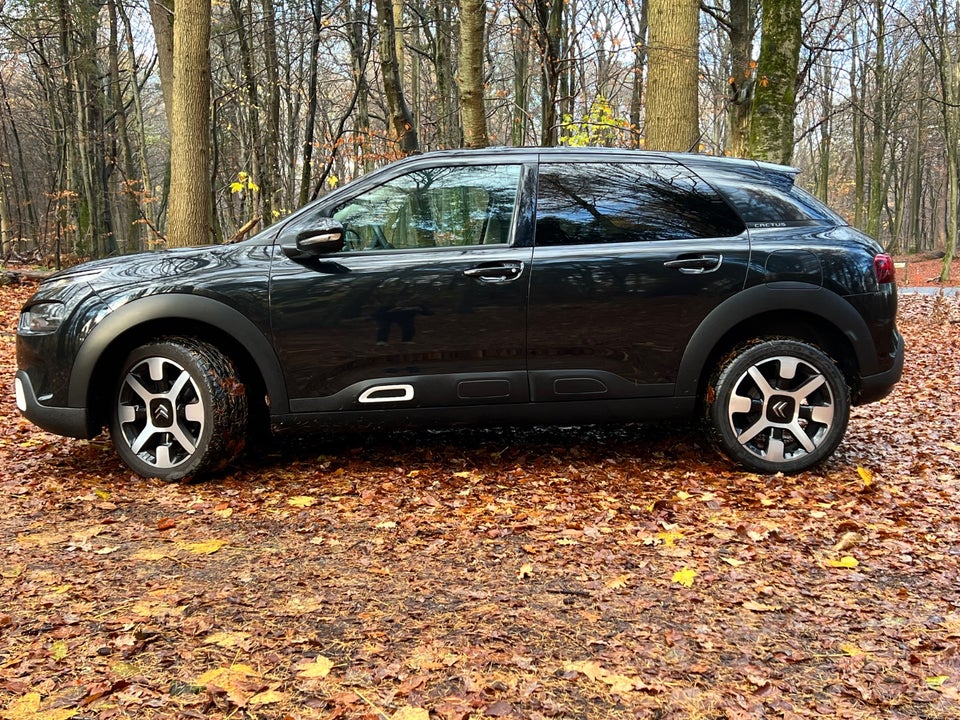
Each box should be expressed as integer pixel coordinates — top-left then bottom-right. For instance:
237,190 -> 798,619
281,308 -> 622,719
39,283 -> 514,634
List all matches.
109,337 -> 248,481
705,339 -> 850,474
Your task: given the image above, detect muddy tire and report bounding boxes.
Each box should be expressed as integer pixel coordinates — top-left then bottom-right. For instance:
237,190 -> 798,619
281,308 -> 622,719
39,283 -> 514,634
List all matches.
705,339 -> 850,474
110,337 -> 248,480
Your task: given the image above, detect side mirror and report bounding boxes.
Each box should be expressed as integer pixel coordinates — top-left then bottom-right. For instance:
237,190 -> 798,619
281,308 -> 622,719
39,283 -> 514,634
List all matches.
281,218 -> 345,259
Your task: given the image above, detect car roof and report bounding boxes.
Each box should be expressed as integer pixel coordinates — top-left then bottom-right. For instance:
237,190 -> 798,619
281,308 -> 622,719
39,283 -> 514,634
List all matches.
398,146 -> 800,181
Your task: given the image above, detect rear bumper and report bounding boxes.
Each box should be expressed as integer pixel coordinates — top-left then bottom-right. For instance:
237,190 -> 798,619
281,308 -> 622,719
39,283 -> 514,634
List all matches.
855,329 -> 904,405
14,370 -> 95,438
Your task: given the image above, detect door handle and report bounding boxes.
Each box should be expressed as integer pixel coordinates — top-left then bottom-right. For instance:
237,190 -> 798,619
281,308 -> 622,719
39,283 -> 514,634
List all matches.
463,261 -> 525,282
663,254 -> 723,274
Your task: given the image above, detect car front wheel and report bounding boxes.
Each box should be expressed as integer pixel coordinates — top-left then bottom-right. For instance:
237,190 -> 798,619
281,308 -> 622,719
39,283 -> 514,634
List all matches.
706,339 -> 850,474
110,337 -> 248,480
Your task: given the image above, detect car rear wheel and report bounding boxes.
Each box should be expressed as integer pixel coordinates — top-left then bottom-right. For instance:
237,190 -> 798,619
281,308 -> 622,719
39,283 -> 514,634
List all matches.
706,339 -> 850,474
110,337 -> 248,480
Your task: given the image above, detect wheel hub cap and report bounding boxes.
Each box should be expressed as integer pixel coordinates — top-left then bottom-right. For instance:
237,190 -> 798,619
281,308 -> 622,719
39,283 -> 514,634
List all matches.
727,355 -> 835,464
117,356 -> 205,470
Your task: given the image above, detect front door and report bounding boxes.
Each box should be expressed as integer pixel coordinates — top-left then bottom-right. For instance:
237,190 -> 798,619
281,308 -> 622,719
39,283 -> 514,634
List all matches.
269,162 -> 533,413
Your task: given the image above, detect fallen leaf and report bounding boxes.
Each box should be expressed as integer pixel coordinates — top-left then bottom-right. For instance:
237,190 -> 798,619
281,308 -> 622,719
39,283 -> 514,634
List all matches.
518,562 -> 534,580
857,466 -> 874,486
249,689 -> 286,705
743,600 -> 781,612
180,539 -> 227,555
605,574 -> 630,589
297,655 -> 334,678
288,495 -> 316,507
672,567 -> 697,587
825,556 -> 859,569
391,707 -> 430,720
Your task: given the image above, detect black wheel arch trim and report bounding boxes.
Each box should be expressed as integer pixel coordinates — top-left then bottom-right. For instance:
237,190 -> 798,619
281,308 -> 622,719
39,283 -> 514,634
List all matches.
674,284 -> 881,397
67,294 -> 289,413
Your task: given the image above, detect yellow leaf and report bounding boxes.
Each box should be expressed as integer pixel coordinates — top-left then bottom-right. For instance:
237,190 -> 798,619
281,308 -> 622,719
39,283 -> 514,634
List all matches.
675,491 -> 691,500
452,471 -> 473,478
181,539 -> 227,555
249,689 -> 286,705
204,631 -> 250,648
826,556 -> 859,568
131,548 -> 168,561
857,466 -> 873,486
391,708 -> 430,720
196,664 -> 258,686
518,562 -> 534,580
5,692 -> 41,719
375,520 -> 397,530
51,640 -> 68,661
297,655 -> 334,679
655,530 -> 684,547
229,181 -> 244,194
288,496 -> 316,508
214,508 -> 233,518
926,675 -> 949,688
723,558 -> 746,567
840,643 -> 866,656
672,567 -> 697,587
943,442 -> 960,453
327,175 -> 339,188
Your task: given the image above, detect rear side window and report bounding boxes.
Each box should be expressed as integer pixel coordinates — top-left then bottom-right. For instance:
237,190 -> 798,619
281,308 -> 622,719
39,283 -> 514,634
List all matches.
702,171 -> 845,228
534,162 -> 745,246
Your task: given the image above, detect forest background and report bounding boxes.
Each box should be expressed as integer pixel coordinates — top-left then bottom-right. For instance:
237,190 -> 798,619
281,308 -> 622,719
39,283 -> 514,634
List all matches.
0,0 -> 957,280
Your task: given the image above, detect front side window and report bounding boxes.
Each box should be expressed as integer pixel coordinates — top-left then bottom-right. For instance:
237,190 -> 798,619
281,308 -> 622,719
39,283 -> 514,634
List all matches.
330,164 -> 522,251
534,162 -> 744,246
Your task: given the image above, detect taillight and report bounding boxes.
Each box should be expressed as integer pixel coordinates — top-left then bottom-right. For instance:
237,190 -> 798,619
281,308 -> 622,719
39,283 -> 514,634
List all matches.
874,253 -> 895,284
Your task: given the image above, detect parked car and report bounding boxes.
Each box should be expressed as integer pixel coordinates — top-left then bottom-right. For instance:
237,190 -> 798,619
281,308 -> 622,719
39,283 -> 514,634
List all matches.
14,148 -> 903,480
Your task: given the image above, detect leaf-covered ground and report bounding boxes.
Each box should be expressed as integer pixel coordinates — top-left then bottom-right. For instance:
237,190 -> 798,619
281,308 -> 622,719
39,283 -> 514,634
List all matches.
1,280 -> 959,720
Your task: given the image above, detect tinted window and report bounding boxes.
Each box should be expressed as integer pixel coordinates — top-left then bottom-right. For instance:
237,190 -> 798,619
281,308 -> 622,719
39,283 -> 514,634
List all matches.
331,165 -> 521,251
702,170 -> 845,228
534,162 -> 744,246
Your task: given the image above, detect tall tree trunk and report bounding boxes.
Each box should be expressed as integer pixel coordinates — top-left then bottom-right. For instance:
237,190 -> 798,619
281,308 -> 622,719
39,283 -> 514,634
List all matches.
458,0 -> 489,148
625,0 -> 648,149
933,0 -> 958,282
535,0 -> 564,146
646,0 -> 700,151
167,0 -> 212,247
299,0 -> 323,206
866,0 -> 886,239
511,14 -> 530,146
748,0 -> 801,164
376,0 -> 418,153
727,0 -> 757,157
261,0 -> 281,225
148,0 -> 176,130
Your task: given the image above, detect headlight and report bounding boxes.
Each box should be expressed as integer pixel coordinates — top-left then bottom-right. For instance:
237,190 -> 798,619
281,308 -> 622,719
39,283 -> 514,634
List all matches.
19,301 -> 66,335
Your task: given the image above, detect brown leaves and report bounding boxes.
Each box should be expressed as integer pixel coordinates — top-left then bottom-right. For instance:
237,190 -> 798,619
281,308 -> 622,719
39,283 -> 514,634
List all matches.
2,283 -> 960,718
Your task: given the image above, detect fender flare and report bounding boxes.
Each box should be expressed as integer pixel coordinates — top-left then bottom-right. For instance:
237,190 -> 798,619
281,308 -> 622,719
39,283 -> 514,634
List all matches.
674,284 -> 877,397
68,294 -> 289,413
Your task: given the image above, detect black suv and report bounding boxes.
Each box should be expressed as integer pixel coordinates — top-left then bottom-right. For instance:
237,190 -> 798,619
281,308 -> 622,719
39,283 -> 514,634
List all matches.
15,149 -> 903,479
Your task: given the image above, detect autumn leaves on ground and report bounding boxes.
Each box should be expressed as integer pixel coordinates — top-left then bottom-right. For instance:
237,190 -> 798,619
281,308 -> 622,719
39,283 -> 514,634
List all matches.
1,282 -> 959,720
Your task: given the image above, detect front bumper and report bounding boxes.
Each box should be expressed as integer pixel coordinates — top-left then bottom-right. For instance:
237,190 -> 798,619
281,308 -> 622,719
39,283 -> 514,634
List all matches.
14,370 -> 95,438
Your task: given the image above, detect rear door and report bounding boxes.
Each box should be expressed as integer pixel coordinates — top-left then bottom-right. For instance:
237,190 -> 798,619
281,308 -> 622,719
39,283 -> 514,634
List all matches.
527,159 -> 749,401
